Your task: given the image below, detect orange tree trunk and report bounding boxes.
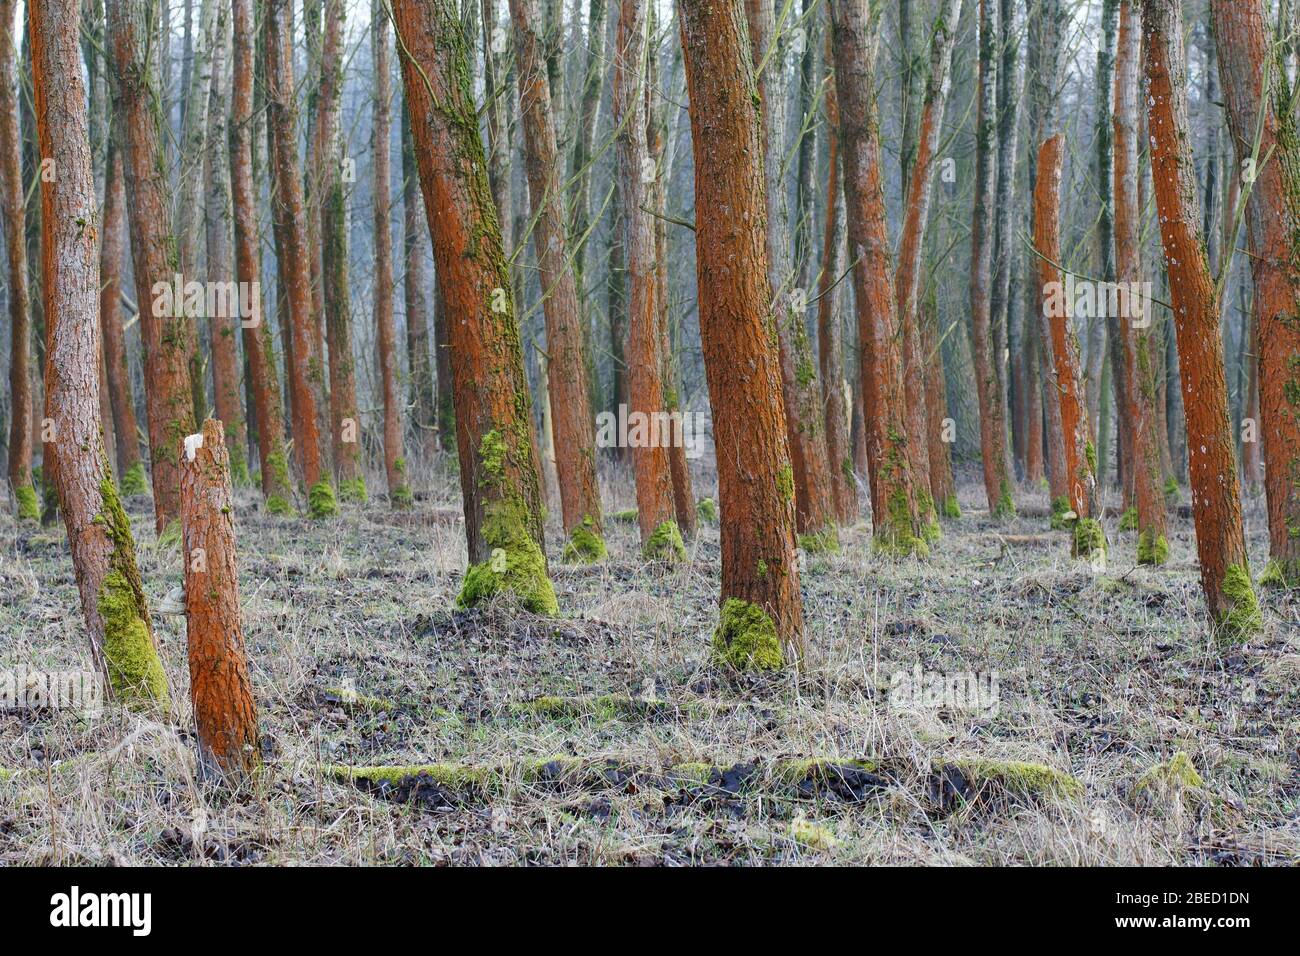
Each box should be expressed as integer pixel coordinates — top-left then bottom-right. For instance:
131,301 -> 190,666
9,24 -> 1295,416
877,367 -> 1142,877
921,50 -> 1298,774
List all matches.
1114,0 -> 1167,564
1144,0 -> 1260,640
1034,134 -> 1105,558
34,0 -> 169,708
400,106 -> 439,455
894,0 -> 962,526
317,0 -> 363,501
0,0 -> 36,522
1212,0 -> 1300,588
510,0 -> 607,562
180,419 -> 261,782
746,0 -> 837,550
921,277 -> 959,514
680,0 -> 804,668
372,0 -> 408,509
99,130 -> 145,496
816,49 -> 859,527
202,8 -> 249,488
968,0 -> 1015,518
614,0 -> 684,561
265,0 -> 333,516
231,0 -> 292,515
392,0 -> 556,615
829,0 -> 929,556
106,0 -> 198,536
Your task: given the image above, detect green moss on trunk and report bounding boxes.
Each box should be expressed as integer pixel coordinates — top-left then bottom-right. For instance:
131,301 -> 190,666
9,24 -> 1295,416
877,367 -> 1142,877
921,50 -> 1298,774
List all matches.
309,478 -> 340,519
1071,517 -> 1106,558
643,519 -> 686,561
1049,495 -> 1072,529
1118,506 -> 1138,531
14,483 -> 39,522
712,597 -> 784,671
1136,529 -> 1168,565
1217,563 -> 1262,644
390,484 -> 414,510
562,515 -> 607,563
798,526 -> 840,554
229,445 -> 251,487
338,477 -> 368,503
873,490 -> 929,558
457,498 -> 558,615
992,480 -> 1017,519
119,461 -> 148,496
940,494 -> 961,519
696,497 -> 718,524
1258,557 -> 1299,589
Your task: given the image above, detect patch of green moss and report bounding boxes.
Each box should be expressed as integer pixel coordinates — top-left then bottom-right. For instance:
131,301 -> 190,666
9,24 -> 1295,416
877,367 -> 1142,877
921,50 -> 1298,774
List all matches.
1258,557 -> 1299,589
940,494 -> 961,519
1163,476 -> 1180,503
873,489 -> 929,558
992,480 -> 1017,519
338,477 -> 368,504
1071,517 -> 1106,559
265,494 -> 294,516
119,461 -> 148,496
949,758 -> 1083,801
798,526 -> 840,554
390,484 -> 414,510
323,686 -> 398,713
97,569 -> 170,709
562,515 -> 607,564
712,597 -> 784,671
1217,563 -> 1262,645
609,508 -> 639,523
1118,506 -> 1139,531
791,818 -> 838,850
1085,441 -> 1097,474
308,478 -> 340,519
456,498 -> 558,615
643,519 -> 686,561
1135,751 -> 1203,796
696,497 -> 718,524
14,483 -> 39,522
1049,495 -> 1073,530
1137,529 -> 1169,566
776,464 -> 795,503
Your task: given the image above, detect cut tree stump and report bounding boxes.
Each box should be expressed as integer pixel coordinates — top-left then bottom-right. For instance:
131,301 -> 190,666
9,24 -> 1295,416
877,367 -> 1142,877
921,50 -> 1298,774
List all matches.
180,419 -> 261,783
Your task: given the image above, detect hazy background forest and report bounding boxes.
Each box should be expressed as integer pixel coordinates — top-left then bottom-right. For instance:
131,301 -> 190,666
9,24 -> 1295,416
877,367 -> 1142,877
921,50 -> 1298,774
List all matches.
0,0 -> 1296,867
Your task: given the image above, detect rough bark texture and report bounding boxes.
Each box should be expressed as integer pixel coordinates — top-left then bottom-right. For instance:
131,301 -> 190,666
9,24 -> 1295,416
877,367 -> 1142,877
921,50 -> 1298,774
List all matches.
106,0 -> 198,534
1,0 -> 35,520
265,0 -> 331,512
180,418 -> 261,782
1144,0 -> 1259,640
895,0 -> 962,524
747,0 -> 836,547
830,0 -> 928,554
392,0 -> 556,614
511,0 -> 606,561
1035,134 -> 1104,557
1114,0 -> 1167,564
614,0 -> 682,560
680,0 -> 805,666
969,0 -> 1015,517
1212,0 -> 1300,588
401,104 -> 439,455
36,0 -> 169,708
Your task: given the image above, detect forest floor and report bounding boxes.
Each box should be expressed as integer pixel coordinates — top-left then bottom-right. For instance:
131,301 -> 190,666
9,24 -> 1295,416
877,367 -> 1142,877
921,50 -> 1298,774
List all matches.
1,456 -> 1298,865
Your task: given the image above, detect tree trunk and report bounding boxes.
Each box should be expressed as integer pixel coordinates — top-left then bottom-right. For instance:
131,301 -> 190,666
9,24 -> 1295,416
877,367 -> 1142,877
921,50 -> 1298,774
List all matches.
180,418 -> 260,782
894,0 -> 962,524
990,0 -> 1022,480
0,0 -> 36,521
511,0 -> 607,561
392,0 -> 556,614
969,0 -> 1015,517
35,0 -> 169,708
1212,0 -> 1300,589
680,0 -> 805,667
401,102 -> 440,456
830,0 -> 929,554
265,0 -> 333,515
1114,0 -> 1168,564
107,0 -> 199,535
1144,0 -> 1259,640
1035,134 -> 1105,558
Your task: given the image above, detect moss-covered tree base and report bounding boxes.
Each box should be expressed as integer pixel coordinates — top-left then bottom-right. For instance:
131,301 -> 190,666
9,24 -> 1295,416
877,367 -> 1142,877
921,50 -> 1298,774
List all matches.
119,461 -> 149,496
561,516 -> 607,564
1118,506 -> 1138,531
14,483 -> 39,522
309,478 -> 340,519
991,481 -> 1016,520
456,498 -> 559,616
265,494 -> 295,516
643,519 -> 686,561
1136,528 -> 1168,566
712,597 -> 784,671
872,520 -> 929,559
338,477 -> 368,503
798,526 -> 840,554
940,494 -> 961,520
1258,557 -> 1299,590
229,446 -> 252,488
390,484 -> 414,510
696,497 -> 718,524
1216,564 -> 1262,645
1049,495 -> 1072,529
1071,517 -> 1106,559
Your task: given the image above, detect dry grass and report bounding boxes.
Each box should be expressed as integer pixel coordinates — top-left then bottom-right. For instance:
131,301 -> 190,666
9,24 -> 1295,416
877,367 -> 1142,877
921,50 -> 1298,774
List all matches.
1,457 -> 1297,865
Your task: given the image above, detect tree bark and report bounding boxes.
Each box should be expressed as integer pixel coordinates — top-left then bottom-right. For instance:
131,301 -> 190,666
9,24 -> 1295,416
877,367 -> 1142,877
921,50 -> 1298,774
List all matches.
392,0 -> 556,614
1212,0 -> 1300,588
401,102 -> 439,455
1144,0 -> 1259,639
35,0 -> 169,708
180,418 -> 260,782
680,0 -> 805,667
107,0 -> 199,535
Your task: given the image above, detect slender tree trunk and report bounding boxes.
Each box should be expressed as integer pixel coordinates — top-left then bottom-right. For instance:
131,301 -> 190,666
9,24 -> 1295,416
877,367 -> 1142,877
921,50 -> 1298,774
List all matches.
1144,0 -> 1259,639
392,0 -> 556,613
1212,0 -> 1300,588
180,418 -> 260,781
968,0 -> 1015,516
613,0 -> 682,560
401,103 -> 439,456
895,0 -> 962,525
748,0 -> 837,548
990,0 -> 1022,478
265,0 -> 333,515
0,0 -> 35,521
921,277 -> 959,513
36,0 -> 169,707
830,0 -> 929,554
511,0 -> 607,561
817,49 -> 859,526
372,0 -> 408,508
680,0 -> 804,667
107,0 -> 199,535
230,0 -> 292,514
